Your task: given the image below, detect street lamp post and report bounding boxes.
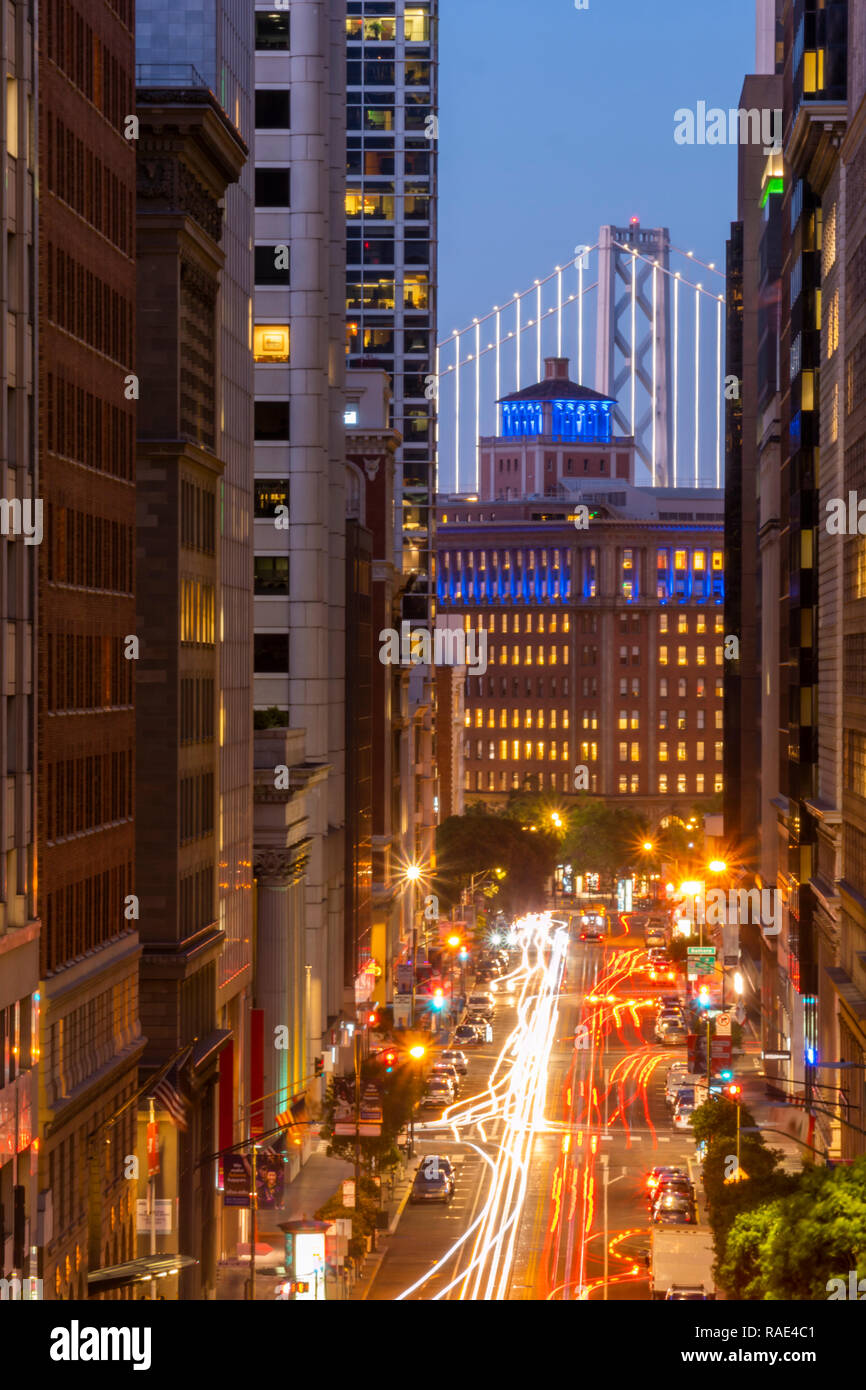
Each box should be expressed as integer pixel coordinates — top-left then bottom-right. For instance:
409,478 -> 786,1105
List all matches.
408,1044 -> 426,1156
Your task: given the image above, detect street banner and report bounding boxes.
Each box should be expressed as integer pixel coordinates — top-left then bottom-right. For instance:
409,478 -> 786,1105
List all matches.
223,1154 -> 251,1208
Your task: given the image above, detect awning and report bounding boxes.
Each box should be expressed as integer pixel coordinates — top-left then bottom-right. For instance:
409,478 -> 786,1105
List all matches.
87,1254 -> 198,1295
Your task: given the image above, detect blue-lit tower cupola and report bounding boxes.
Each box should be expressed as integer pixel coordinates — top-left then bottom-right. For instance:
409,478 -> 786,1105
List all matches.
499,357 -> 616,443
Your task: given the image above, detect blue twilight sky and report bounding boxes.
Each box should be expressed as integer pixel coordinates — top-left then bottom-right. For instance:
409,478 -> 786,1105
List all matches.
437,0 -> 758,491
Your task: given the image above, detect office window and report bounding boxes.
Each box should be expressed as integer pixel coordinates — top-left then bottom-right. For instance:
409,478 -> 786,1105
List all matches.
254,556 -> 289,595
712,551 -> 723,572
512,740 -> 520,760
255,168 -> 291,206
524,741 -> 533,760
254,325 -> 290,362
256,11 -> 290,48
255,245 -> 290,285
254,479 -> 289,517
254,634 -> 289,672
474,709 -> 483,728
256,90 -> 290,128
255,401 -> 290,440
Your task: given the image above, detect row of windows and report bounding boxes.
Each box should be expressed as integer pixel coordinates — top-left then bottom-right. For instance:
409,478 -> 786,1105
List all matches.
843,729 -> 866,799
180,579 -> 216,647
346,11 -> 432,43
43,0 -> 134,132
346,274 -> 431,311
180,677 -> 215,746
44,506 -> 133,593
179,771 -> 214,845
466,674 -> 570,699
180,479 -> 216,555
45,634 -> 133,714
466,708 -> 570,730
43,374 -> 135,480
486,645 -> 571,667
49,244 -> 132,364
656,742 -> 723,762
254,480 -> 290,517
42,116 -> 134,255
459,613 -> 572,635
180,864 -> 214,938
43,861 -> 133,974
659,612 -> 725,635
460,769 -> 724,796
0,995 -> 34,1091
345,188 -> 432,220
465,740 -> 571,763
45,750 -> 132,842
658,646 -> 724,666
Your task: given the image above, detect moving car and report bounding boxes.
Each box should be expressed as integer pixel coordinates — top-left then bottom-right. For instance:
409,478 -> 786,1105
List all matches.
578,912 -> 605,941
673,1100 -> 696,1131
430,1062 -> 461,1094
440,1048 -> 468,1075
651,1190 -> 697,1224
652,1177 -> 695,1210
665,1071 -> 702,1108
410,1158 -> 454,1204
645,1165 -> 689,1204
656,1017 -> 688,1045
454,1023 -> 484,1046
665,1286 -> 712,1300
645,926 -> 668,949
467,993 -> 495,1017
419,1079 -> 453,1110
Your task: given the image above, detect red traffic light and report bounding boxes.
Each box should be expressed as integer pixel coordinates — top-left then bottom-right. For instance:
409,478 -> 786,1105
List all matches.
383,1050 -> 396,1065
367,1012 -> 378,1026
725,1083 -> 742,1098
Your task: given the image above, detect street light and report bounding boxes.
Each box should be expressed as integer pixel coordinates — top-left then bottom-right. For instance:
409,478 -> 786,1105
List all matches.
708,859 -> 727,874
407,1044 -> 426,1154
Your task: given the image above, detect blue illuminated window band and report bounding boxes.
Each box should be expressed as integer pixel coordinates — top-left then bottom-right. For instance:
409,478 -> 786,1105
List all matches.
499,399 -> 614,444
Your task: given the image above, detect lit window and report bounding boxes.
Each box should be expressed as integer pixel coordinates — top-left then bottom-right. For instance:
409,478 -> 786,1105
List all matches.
631,711 -> 639,730
715,645 -> 724,665
677,742 -> 687,762
678,647 -> 687,665
659,711 -> 668,731
550,615 -> 558,634
524,710 -> 533,729
630,773 -> 639,793
563,646 -> 569,665
524,741 -> 533,761
488,741 -> 495,760
475,710 -> 483,728
659,774 -> 668,793
659,677 -> 668,697
677,710 -> 687,731
715,710 -> 723,729
715,678 -> 723,697
631,742 -> 640,761
499,644 -> 508,665
537,646 -> 545,665
512,710 -> 520,728
659,614 -> 668,633
563,614 -> 571,633
253,325 -> 290,362
659,742 -> 669,763
677,774 -> 687,794
696,774 -> 705,793
659,646 -> 668,666
696,647 -> 706,665
619,710 -> 628,730
696,742 -> 705,761
487,709 -> 495,728
696,613 -> 707,633
712,551 -> 723,571
715,742 -> 724,760
674,550 -> 687,571
697,678 -> 706,697
537,614 -> 545,634
404,7 -> 430,41
500,710 -> 508,728
714,615 -> 725,633
619,742 -> 629,762
563,711 -> 570,729
619,775 -> 628,793
537,741 -> 545,761
512,740 -> 520,760
464,710 -> 471,727
537,709 -> 545,729
524,645 -> 533,666
512,645 -> 520,666
693,551 -> 706,572
714,774 -> 724,792
678,614 -> 688,634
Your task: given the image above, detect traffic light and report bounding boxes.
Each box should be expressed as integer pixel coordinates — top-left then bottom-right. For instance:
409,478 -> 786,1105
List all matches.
431,988 -> 445,1011
367,1011 -> 378,1027
383,1049 -> 397,1073
696,986 -> 710,1008
719,1068 -> 733,1083
724,1082 -> 742,1100
314,1056 -> 325,1079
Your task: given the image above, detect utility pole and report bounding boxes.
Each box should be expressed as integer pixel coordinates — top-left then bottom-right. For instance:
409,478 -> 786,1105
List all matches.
249,1141 -> 258,1301
353,1027 -> 362,1199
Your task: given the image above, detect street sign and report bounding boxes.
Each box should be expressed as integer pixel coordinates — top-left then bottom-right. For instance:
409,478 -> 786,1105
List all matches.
136,1198 -> 172,1234
762,1050 -> 791,1061
342,1180 -> 355,1209
710,1037 -> 733,1076
715,1013 -> 732,1037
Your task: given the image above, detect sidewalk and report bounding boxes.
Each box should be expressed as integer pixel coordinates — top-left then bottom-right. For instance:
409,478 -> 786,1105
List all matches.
348,1163 -> 417,1301
735,1014 -> 817,1171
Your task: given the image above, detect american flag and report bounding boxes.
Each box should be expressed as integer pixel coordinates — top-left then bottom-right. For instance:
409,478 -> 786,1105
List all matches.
151,1055 -> 191,1130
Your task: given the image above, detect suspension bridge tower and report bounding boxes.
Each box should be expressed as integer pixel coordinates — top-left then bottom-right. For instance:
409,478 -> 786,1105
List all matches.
595,219 -> 673,486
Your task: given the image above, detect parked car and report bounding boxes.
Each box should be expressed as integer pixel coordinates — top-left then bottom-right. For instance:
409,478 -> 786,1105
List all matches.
440,1048 -> 468,1075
